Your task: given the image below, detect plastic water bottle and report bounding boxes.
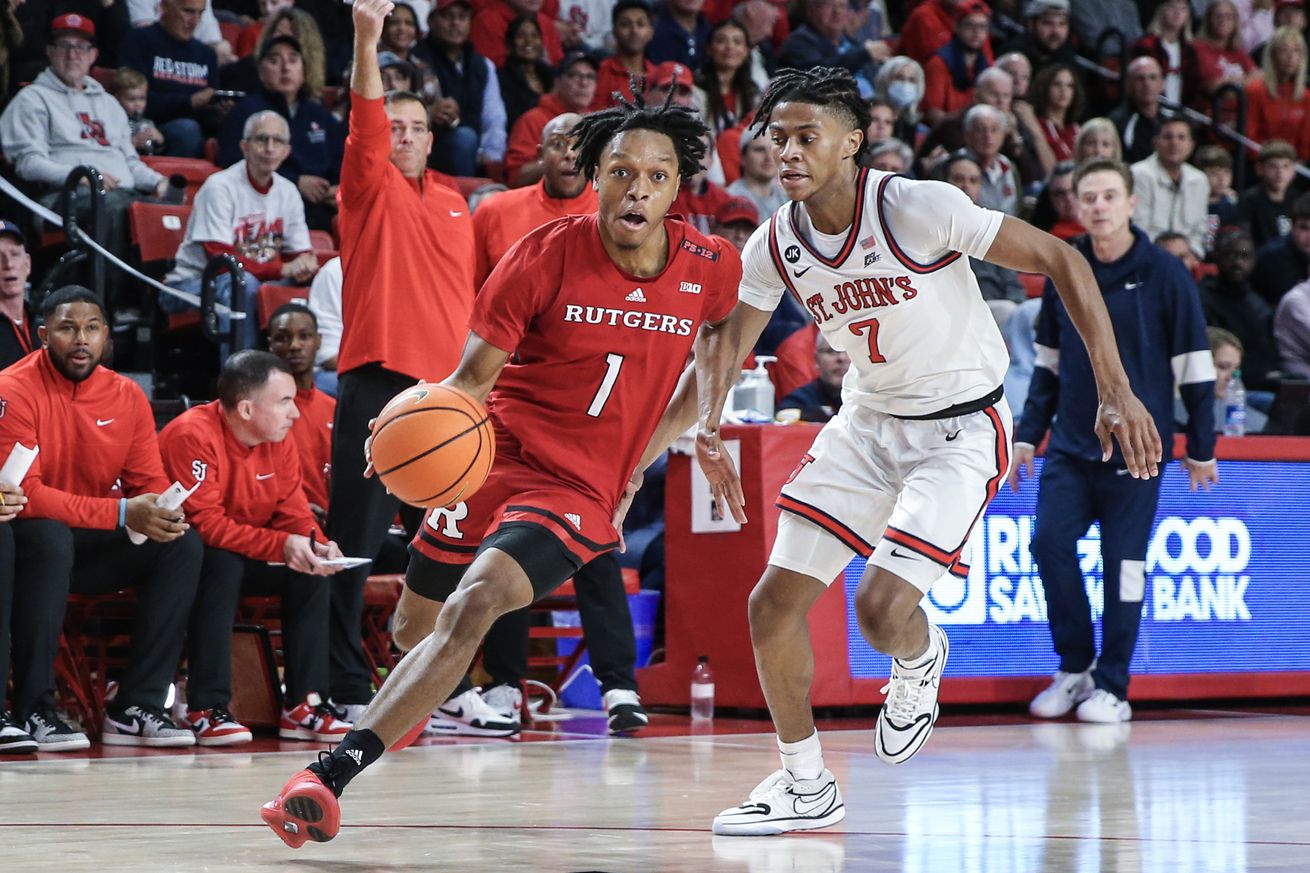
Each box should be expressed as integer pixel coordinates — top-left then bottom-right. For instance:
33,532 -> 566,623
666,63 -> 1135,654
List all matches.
690,655 -> 715,721
1224,368 -> 1247,436
733,356 -> 776,422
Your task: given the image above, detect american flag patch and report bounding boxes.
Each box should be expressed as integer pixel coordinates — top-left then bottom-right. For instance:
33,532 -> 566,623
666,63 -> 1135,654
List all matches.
860,235 -> 877,250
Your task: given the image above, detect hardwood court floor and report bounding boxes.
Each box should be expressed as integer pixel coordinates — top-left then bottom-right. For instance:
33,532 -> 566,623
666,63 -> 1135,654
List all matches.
2,713 -> 1307,872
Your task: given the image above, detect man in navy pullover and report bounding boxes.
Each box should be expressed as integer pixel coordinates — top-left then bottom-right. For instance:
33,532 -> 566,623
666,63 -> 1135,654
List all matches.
120,0 -> 219,157
1010,158 -> 1217,724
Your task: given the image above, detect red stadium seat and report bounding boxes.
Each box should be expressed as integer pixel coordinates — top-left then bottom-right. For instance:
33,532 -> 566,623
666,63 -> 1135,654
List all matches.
1019,272 -> 1046,299
309,230 -> 336,254
523,568 -> 641,722
90,66 -> 116,88
141,156 -> 220,203
257,283 -> 310,329
219,19 -> 241,48
129,201 -> 192,263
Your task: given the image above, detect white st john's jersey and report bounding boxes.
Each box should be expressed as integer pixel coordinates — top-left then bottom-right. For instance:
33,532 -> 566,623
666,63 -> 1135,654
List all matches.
739,168 -> 1012,418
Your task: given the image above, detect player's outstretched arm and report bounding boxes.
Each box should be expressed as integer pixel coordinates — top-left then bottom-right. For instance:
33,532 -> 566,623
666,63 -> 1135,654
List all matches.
440,331 -> 511,406
693,301 -> 773,523
351,0 -> 393,100
982,216 -> 1163,479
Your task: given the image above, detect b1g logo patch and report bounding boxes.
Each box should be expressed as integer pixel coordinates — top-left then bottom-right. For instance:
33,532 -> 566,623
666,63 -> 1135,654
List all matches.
784,245 -> 801,264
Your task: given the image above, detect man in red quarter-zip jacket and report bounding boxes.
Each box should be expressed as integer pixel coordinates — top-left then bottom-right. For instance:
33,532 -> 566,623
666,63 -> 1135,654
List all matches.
0,286 -> 202,750
160,350 -> 349,747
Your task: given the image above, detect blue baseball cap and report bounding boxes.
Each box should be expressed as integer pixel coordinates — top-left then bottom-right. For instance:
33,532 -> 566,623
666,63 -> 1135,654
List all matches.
0,221 -> 25,245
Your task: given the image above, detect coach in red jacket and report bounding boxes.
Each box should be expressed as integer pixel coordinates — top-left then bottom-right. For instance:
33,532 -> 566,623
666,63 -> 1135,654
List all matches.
160,351 -> 349,747
0,286 -> 201,750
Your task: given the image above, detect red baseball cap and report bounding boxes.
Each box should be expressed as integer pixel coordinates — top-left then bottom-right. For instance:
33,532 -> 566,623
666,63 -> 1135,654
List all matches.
51,13 -> 96,43
650,62 -> 693,91
436,0 -> 472,10
954,0 -> 992,22
715,196 -> 760,228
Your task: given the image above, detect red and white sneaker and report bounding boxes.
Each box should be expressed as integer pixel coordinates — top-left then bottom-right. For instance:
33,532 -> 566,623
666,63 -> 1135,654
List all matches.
185,706 -> 253,747
280,694 -> 352,742
261,767 -> 340,847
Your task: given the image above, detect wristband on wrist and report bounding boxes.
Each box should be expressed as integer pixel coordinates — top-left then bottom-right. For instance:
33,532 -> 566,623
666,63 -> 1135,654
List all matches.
119,497 -> 127,528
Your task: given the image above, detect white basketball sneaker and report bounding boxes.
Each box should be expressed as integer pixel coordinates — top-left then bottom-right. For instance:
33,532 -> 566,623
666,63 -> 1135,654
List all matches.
425,688 -> 520,737
875,624 -> 949,764
1076,689 -> 1132,723
712,768 -> 845,836
1029,670 -> 1095,718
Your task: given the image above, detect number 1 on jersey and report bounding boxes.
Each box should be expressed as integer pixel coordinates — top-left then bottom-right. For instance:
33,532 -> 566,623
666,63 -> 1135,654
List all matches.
587,353 -> 624,417
849,317 -> 887,364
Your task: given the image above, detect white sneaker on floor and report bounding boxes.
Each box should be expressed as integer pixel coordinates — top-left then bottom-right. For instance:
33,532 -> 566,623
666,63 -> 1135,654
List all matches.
1076,689 -> 1132,723
480,685 -> 523,727
0,711 -> 38,754
425,688 -> 520,737
334,703 -> 370,725
1029,670 -> 1095,718
712,768 -> 845,836
875,624 -> 949,764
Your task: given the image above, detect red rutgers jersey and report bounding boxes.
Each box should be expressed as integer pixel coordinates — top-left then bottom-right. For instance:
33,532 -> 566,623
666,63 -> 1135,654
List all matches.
471,213 -> 741,511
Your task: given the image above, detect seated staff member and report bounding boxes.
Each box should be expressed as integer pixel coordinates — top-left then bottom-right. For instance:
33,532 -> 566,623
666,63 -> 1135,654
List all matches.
267,303 -> 335,525
0,286 -> 201,749
0,222 -> 38,370
161,351 -> 349,746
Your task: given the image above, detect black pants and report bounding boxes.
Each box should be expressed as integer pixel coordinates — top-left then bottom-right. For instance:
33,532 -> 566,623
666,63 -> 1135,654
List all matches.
186,548 -> 332,711
0,523 -> 14,712
9,521 -> 202,719
482,552 -> 638,694
1030,452 -> 1164,700
327,364 -> 424,703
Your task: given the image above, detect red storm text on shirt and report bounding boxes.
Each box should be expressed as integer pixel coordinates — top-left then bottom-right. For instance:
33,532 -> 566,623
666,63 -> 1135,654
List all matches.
151,57 -> 210,87
562,304 -> 695,336
234,215 -> 285,263
803,276 -> 919,325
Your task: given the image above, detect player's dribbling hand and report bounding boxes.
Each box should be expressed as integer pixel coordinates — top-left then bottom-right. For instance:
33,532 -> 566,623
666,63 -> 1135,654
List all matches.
1007,443 -> 1036,493
611,470 -> 643,553
1183,458 -> 1219,492
353,0 -> 395,42
0,480 -> 26,522
1094,386 -> 1162,479
363,417 -> 377,478
696,424 -> 747,524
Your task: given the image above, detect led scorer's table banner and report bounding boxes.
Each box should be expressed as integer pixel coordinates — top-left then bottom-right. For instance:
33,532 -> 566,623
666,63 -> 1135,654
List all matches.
640,426 -> 1310,708
846,458 -> 1310,680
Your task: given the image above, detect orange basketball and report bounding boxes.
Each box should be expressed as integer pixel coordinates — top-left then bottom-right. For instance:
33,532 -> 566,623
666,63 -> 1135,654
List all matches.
369,384 -> 496,508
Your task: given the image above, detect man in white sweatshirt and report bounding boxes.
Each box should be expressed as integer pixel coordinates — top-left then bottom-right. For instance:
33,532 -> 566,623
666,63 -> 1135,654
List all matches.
0,14 -> 169,316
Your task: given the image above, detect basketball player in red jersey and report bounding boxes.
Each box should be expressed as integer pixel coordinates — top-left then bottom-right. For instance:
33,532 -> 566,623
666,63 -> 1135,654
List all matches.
260,0 -> 744,846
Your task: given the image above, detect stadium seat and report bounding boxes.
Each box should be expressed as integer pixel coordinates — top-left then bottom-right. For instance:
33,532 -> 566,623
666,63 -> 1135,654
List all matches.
309,230 -> 337,265
58,592 -> 143,736
130,201 -> 191,263
219,19 -> 241,48
523,568 -> 641,723
361,575 -> 404,688
257,283 -> 310,329
90,66 -> 116,88
1019,272 -> 1046,299
140,156 -> 220,203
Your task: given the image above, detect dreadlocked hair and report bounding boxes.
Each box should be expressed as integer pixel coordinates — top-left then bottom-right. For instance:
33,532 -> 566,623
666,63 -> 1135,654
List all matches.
751,67 -> 872,161
572,81 -> 710,182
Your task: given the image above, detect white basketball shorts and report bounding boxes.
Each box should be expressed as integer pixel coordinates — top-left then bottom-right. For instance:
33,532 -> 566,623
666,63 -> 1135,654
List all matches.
770,398 -> 1013,593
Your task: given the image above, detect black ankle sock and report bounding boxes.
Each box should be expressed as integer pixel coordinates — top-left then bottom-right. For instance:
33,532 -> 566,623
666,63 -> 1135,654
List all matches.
308,729 -> 386,798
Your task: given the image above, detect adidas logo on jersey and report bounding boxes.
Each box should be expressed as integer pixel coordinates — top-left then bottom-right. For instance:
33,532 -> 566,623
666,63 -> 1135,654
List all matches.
625,288 -> 647,303
564,513 -> 582,530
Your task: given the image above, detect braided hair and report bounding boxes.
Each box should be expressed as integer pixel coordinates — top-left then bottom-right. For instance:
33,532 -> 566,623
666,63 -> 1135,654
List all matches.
572,83 -> 710,182
751,67 -> 873,161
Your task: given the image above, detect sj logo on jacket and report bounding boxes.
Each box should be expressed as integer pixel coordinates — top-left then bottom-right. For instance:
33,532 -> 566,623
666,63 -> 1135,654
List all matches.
234,213 -> 285,264
77,113 -> 109,147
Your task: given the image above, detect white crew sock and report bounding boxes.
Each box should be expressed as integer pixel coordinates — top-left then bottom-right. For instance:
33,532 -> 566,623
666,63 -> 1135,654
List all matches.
778,730 -> 824,781
894,625 -> 942,679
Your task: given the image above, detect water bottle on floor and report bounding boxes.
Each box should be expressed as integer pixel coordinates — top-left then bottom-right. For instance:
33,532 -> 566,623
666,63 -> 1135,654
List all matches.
691,655 -> 715,721
1224,369 -> 1246,437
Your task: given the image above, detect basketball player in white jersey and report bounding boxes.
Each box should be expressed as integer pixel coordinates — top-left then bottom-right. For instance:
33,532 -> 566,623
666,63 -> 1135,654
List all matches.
696,68 -> 1164,836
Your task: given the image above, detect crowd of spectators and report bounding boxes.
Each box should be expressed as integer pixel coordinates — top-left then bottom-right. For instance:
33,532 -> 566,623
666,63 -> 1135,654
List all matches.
1,0 -> 1310,751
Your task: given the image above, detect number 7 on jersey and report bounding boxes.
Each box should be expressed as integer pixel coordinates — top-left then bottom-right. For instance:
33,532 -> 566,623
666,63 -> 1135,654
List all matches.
849,317 -> 887,364
587,353 -> 624,416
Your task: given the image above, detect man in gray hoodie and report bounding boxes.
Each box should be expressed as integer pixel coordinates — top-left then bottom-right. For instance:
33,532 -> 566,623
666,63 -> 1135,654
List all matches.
0,14 -> 169,316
